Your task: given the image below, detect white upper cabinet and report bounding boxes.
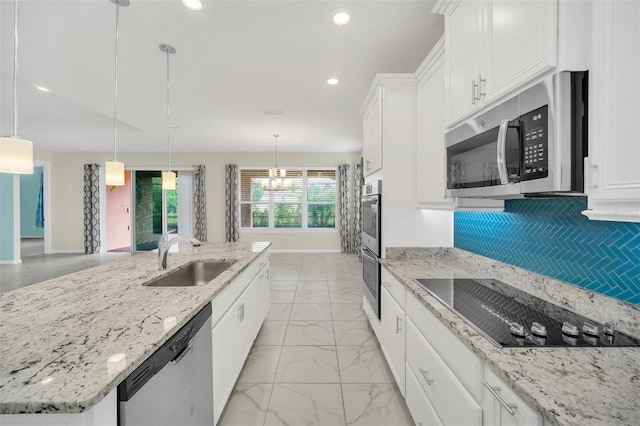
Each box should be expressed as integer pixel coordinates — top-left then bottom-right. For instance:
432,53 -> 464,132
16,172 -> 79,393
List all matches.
483,1 -> 557,102
416,37 -> 504,211
583,0 -> 640,223
434,0 -> 558,127
444,0 -> 482,122
362,89 -> 383,176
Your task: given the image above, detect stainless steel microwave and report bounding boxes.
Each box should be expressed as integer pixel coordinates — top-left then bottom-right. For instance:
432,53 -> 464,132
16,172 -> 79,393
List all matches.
445,71 -> 588,199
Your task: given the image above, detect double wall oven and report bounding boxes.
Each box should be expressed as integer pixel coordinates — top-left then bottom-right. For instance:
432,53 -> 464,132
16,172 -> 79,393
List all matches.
362,180 -> 382,319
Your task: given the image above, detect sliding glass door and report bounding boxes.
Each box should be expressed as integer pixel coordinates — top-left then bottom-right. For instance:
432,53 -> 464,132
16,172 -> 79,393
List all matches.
131,171 -> 179,251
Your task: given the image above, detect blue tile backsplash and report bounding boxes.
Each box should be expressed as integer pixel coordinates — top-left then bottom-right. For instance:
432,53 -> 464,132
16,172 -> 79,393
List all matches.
454,198 -> 640,304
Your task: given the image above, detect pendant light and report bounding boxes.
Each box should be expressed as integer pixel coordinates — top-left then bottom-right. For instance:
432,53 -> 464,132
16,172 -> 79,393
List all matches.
0,0 -> 33,175
261,134 -> 291,191
105,0 -> 129,187
159,43 -> 176,190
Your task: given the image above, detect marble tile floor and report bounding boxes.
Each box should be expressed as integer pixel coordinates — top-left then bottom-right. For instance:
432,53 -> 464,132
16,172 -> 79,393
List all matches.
218,252 -> 413,426
0,251 -> 130,293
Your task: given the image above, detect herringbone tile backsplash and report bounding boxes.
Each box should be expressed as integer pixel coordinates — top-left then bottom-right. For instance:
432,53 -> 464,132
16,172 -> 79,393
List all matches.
454,198 -> 640,304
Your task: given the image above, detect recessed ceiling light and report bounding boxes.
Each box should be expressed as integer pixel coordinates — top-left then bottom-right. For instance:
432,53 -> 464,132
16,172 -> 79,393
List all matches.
332,10 -> 351,25
327,78 -> 339,86
181,0 -> 203,11
36,85 -> 50,92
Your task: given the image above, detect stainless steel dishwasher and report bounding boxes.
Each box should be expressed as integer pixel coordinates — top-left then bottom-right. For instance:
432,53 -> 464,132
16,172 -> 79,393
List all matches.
118,303 -> 213,425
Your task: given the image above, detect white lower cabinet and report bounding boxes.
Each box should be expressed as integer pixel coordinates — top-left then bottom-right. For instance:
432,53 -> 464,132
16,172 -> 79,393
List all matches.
211,301 -> 238,424
211,257 -> 270,425
0,389 -> 117,426
251,264 -> 270,341
406,319 -> 482,426
405,364 -> 444,426
380,286 -> 406,396
483,366 -> 542,426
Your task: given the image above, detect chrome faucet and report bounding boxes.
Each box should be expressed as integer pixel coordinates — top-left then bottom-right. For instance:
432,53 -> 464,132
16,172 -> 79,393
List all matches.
158,235 -> 202,270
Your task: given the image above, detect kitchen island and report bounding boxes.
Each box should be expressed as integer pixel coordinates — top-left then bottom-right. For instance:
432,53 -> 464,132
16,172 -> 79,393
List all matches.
0,241 -> 270,418
380,247 -> 640,426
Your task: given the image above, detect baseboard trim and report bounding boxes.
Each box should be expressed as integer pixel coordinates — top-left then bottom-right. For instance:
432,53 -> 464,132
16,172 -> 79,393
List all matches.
0,259 -> 22,264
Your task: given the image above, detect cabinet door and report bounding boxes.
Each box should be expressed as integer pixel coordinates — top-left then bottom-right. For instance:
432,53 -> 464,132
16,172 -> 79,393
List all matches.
211,306 -> 236,424
363,90 -> 383,176
406,320 -> 482,426
483,0 -> 557,102
483,367 -> 542,426
251,265 -> 270,340
235,285 -> 253,371
584,0 -> 640,222
381,287 -> 405,395
445,0 -> 482,124
405,365 -> 444,426
417,52 -> 451,208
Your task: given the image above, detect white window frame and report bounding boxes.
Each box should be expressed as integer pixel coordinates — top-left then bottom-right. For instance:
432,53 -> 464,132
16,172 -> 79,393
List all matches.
239,167 -> 338,232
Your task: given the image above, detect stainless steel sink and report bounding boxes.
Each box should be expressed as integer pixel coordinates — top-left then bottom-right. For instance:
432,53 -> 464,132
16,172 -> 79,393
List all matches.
144,261 -> 234,287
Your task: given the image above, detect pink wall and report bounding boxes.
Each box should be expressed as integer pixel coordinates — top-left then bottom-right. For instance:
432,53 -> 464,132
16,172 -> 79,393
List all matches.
106,171 -> 131,251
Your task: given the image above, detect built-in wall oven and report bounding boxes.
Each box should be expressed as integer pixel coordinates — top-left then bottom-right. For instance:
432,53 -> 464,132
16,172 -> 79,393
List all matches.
362,180 -> 381,319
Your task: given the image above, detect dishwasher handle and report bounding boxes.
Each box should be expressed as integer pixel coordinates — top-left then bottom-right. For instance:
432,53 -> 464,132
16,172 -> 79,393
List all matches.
170,341 -> 192,365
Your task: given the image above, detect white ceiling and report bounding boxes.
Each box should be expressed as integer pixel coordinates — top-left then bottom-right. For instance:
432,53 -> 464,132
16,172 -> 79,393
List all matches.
0,0 -> 443,153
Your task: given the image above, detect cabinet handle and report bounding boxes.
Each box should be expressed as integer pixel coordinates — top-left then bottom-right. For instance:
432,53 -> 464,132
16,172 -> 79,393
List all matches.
589,162 -> 599,189
238,303 -> 245,321
471,79 -> 477,104
477,74 -> 486,99
396,316 -> 402,333
484,381 -> 518,415
419,367 -> 435,385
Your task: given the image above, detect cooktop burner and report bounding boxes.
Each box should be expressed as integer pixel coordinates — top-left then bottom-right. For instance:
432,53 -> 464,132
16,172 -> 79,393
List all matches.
414,278 -> 640,348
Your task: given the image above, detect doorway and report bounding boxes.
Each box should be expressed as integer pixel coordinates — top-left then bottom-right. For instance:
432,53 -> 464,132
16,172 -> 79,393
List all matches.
19,160 -> 51,258
106,169 -> 190,252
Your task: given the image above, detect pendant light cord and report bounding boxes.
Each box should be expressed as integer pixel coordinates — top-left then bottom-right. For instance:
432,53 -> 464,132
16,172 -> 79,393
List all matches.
166,49 -> 171,172
13,0 -> 18,136
113,1 -> 120,161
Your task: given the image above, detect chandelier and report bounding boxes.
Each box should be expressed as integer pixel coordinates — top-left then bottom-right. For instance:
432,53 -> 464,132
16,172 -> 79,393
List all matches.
262,134 -> 291,191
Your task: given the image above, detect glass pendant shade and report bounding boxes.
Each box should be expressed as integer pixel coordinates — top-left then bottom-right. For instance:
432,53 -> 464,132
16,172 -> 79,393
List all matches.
162,171 -> 176,190
105,160 -> 125,186
0,136 -> 33,174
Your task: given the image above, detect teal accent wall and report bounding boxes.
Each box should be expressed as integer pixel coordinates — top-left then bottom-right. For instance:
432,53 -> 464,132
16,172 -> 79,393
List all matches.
454,198 -> 640,304
0,174 -> 15,261
20,166 -> 44,238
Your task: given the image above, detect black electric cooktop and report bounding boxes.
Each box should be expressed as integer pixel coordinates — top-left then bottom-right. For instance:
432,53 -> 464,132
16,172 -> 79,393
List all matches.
414,278 -> 640,348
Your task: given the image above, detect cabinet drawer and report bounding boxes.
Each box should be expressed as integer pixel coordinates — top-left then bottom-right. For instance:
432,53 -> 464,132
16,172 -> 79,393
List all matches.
381,267 -> 406,309
407,291 -> 483,400
483,366 -> 542,426
406,319 -> 482,426
405,363 -> 444,426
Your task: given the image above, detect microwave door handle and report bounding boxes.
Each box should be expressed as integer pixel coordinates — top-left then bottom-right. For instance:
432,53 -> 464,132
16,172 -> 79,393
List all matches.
496,119 -> 510,185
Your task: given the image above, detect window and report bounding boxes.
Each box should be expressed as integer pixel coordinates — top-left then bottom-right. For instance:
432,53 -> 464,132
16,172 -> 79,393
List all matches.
240,168 -> 336,230
307,170 -> 336,228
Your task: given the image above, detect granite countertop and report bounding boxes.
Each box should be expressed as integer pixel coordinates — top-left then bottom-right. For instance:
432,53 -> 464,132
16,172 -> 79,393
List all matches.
381,247 -> 640,426
0,241 -> 270,414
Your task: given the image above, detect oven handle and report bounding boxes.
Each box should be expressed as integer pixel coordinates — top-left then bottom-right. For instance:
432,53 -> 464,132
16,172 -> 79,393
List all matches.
496,119 -> 510,185
361,247 -> 378,263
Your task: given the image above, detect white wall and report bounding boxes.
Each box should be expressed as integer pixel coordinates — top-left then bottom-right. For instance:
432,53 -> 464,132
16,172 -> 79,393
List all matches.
38,150 -> 360,252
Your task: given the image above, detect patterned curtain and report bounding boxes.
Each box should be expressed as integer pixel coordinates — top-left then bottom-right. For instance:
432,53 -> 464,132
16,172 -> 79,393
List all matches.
193,165 -> 207,242
83,164 -> 100,254
225,164 -> 240,242
338,164 -> 351,253
352,160 -> 363,256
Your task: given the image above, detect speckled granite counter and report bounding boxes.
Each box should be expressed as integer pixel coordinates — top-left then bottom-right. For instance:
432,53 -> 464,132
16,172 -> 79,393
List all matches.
0,241 -> 270,414
381,247 -> 640,426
